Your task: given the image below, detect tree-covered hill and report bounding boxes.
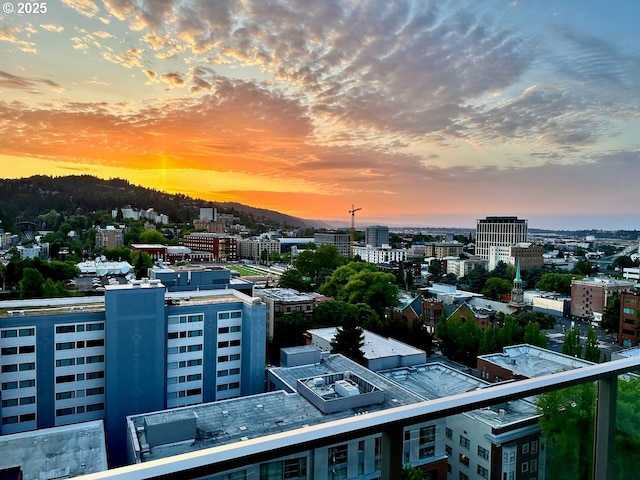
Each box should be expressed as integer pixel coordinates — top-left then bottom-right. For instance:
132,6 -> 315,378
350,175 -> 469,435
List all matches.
0,175 -> 326,230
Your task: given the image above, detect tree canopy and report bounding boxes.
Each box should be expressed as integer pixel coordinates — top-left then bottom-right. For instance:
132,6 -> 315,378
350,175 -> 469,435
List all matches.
294,244 -> 345,284
330,318 -> 365,364
536,273 -> 580,296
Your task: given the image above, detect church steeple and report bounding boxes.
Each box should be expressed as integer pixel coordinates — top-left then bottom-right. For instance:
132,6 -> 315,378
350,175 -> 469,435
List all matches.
509,258 -> 525,307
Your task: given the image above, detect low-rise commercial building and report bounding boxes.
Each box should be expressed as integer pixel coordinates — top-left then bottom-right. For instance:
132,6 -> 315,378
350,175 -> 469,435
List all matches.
570,277 -> 635,319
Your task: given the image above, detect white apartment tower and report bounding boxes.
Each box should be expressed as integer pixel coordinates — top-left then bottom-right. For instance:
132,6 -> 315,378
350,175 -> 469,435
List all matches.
476,216 -> 528,260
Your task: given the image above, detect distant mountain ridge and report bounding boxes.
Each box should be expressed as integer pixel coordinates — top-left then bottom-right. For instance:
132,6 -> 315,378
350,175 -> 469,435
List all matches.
0,175 -> 330,230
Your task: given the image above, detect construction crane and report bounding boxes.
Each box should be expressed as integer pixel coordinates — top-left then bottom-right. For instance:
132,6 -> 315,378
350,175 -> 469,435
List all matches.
349,204 -> 362,256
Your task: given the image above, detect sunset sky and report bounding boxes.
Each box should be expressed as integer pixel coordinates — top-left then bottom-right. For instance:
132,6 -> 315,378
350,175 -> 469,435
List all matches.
1,1 -> 638,229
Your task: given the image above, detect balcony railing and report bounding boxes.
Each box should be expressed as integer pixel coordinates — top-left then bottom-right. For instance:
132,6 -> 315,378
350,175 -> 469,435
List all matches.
76,355 -> 640,480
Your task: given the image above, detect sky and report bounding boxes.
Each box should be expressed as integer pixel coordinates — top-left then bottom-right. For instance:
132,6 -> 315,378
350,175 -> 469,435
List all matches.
1,0 -> 639,230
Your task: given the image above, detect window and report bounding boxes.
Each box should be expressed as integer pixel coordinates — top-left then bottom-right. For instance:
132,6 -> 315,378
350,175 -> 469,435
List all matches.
231,312 -> 241,318
218,370 -> 229,377
230,339 -> 241,347
2,399 -> 18,407
19,345 -> 35,354
56,391 -> 75,400
56,374 -> 75,384
20,413 -> 35,422
230,354 -> 240,361
1,381 -> 18,390
230,325 -> 241,333
420,425 -> 436,443
188,315 -> 202,323
478,445 -> 490,460
229,382 -> 240,389
87,403 -> 104,412
188,330 -> 203,337
19,379 -> 35,388
328,445 -> 348,466
522,461 -> 529,473
531,460 -> 537,472
623,308 -> 636,315
86,387 -> 104,396
459,453 -> 469,467
168,332 -> 179,339
57,407 -> 75,417
419,446 -> 435,459
86,339 -> 104,348
217,384 -> 228,391
1,329 -> 17,338
2,364 -> 17,373
459,473 -> 469,480
187,359 -> 202,367
87,323 -> 104,331
187,373 -> 201,382
56,325 -> 75,334
2,416 -> 18,425
522,442 -> 529,454
19,396 -> 35,405
446,427 -> 453,439
460,436 -> 470,449
477,465 -> 489,479
19,328 -> 35,337
86,355 -> 104,364
218,355 -> 229,363
218,341 -> 229,348
229,368 -> 240,375
218,312 -> 230,320
186,388 -> 201,396
19,362 -> 35,371
56,342 -> 75,350
218,327 -> 230,334
531,440 -> 538,453
445,444 -> 453,456
76,341 -> 85,348
1,347 -> 18,355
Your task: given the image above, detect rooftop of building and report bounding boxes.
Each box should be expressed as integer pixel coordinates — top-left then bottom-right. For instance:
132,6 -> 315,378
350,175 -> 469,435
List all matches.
0,420 -> 108,479
478,344 -> 593,378
254,288 -> 322,303
378,363 -> 538,428
571,276 -> 636,287
277,237 -> 315,244
129,353 -> 424,463
307,327 -> 426,360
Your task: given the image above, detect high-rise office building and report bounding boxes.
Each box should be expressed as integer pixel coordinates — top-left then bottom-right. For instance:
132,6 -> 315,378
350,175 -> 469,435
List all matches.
365,225 -> 389,247
314,232 -> 351,257
476,216 -> 528,260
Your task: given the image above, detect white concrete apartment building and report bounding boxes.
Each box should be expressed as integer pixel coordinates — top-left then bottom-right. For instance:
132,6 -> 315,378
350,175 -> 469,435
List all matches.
352,245 -> 408,264
476,217 -> 528,261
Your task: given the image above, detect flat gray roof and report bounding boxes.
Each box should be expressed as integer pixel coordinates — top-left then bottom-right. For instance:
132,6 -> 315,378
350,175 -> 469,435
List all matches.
308,328 -> 425,360
130,355 -> 424,463
378,362 -> 538,428
478,344 -> 593,378
0,420 -> 108,478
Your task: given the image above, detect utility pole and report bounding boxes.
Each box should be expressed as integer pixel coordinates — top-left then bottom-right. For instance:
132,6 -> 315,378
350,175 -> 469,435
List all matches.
349,204 -> 362,257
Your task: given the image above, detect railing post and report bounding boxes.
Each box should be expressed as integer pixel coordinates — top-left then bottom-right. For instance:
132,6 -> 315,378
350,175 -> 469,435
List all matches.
380,422 -> 403,480
593,375 -> 617,480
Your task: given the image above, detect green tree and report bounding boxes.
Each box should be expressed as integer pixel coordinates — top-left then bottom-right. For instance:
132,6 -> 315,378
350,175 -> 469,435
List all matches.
536,273 -> 579,296
612,255 -> 636,270
330,318 -> 365,364
601,293 -> 621,334
562,328 -> 583,358
481,277 -> 512,300
465,264 -> 489,293
573,259 -> 593,276
138,229 -> 167,244
20,268 -> 45,298
320,262 -> 398,318
294,244 -> 345,283
402,465 -> 430,480
131,250 -> 153,278
583,327 -> 601,363
538,384 -> 596,480
524,322 -> 548,348
312,300 -> 358,327
277,269 -> 311,292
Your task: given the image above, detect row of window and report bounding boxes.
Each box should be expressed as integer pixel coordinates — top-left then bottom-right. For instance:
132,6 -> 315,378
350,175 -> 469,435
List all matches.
167,388 -> 202,399
218,354 -> 241,363
217,368 -> 240,377
218,312 -> 242,320
167,359 -> 203,370
1,328 -> 35,338
167,330 -> 203,339
2,413 -> 35,425
56,356 -> 104,367
2,396 -> 35,407
55,339 -> 104,351
56,371 -> 102,384
56,403 -> 104,417
1,345 -> 35,356
522,440 -> 538,454
1,362 -> 35,373
56,386 -> 104,400
218,325 -> 241,334
167,344 -> 203,354
55,323 -> 104,334
218,339 -> 241,348
168,315 -> 203,324
216,382 -> 240,391
2,379 -> 35,393
167,374 -> 201,384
